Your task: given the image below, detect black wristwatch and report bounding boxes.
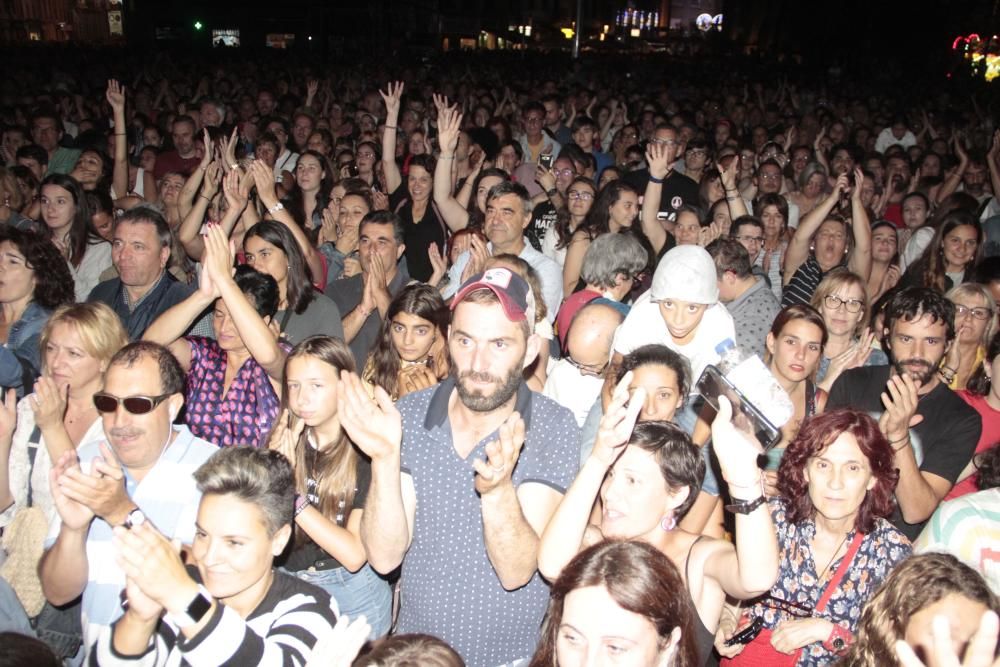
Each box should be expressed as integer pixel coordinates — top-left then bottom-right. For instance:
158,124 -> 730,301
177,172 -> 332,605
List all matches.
166,586 -> 213,628
725,495 -> 766,515
546,187 -> 558,198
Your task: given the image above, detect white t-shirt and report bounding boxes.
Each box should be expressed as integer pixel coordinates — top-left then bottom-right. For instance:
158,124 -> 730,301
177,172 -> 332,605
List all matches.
613,290 -> 736,391
902,226 -> 935,272
541,225 -> 567,268
543,358 -> 604,427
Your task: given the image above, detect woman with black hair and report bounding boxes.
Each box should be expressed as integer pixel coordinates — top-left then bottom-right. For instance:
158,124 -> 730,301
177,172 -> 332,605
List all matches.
144,225 -> 287,448
243,220 -> 343,344
39,173 -> 112,301
562,179 -> 641,295
282,149 -> 334,239
362,283 -> 449,400
900,208 -> 983,294
540,376 -> 778,665
381,82 -> 446,282
531,540 -> 701,667
0,227 -> 74,395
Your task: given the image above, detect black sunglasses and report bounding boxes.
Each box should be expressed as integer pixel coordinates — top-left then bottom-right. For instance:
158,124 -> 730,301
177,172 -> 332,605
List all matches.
93,392 -> 172,415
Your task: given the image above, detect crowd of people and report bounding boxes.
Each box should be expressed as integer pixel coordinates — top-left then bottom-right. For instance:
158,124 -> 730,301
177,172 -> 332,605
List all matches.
0,46 -> 998,666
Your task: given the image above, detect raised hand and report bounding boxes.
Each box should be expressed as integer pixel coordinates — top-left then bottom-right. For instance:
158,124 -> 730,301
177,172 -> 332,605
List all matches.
473,413 -> 525,496
112,522 -> 196,614
879,372 -> 924,444
221,167 -> 248,213
306,615 -> 372,667
203,160 -> 223,199
122,574 -> 163,623
895,611 -> 1000,667
248,159 -> 279,206
58,442 -> 133,524
460,233 -> 491,285
645,142 -> 672,180
427,243 -> 447,287
268,408 -> 304,462
437,107 -> 463,156
851,167 -> 865,202
379,81 -> 405,120
222,126 -> 240,172
198,128 -> 213,170
30,376 -> 67,431
202,223 -> 236,288
591,372 -> 644,466
712,395 -> 765,489
336,370 -> 402,462
50,450 -> 95,530
432,93 -> 453,116
106,79 -> 126,114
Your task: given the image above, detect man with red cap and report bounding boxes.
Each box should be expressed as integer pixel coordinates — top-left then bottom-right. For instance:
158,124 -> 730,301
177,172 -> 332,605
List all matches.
337,267 -> 580,667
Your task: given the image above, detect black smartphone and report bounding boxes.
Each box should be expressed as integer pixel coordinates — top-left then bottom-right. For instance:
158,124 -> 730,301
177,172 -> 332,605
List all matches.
724,616 -> 763,647
539,154 -> 554,169
696,365 -> 781,450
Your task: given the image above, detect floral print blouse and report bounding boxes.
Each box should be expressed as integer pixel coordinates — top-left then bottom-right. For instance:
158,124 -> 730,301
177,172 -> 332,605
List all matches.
745,499 -> 912,666
183,336 -> 282,448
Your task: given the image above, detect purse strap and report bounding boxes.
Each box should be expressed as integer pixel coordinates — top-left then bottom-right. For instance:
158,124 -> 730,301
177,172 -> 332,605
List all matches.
815,531 -> 864,613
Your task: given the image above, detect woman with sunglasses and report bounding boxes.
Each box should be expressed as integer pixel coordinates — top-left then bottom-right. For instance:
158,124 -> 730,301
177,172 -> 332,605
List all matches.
363,284 -> 449,401
715,409 -> 910,666
143,225 -> 286,448
539,380 -> 779,666
809,270 -> 887,393
940,283 -> 997,391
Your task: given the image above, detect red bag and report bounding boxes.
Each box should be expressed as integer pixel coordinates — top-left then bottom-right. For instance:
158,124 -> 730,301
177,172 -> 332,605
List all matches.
721,532 -> 864,667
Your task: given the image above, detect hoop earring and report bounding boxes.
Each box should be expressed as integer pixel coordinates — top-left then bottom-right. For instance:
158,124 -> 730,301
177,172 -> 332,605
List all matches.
660,513 -> 677,531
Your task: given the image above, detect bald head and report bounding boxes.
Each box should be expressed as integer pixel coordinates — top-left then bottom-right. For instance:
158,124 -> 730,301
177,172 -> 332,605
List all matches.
566,303 -> 623,369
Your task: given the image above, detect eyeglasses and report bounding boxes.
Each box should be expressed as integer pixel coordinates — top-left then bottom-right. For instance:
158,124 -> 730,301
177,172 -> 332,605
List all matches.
686,149 -> 707,156
356,151 -> 376,159
759,172 -> 782,181
565,356 -> 609,378
735,235 -> 764,244
93,392 -> 172,415
567,190 -> 594,200
824,295 -> 864,313
650,138 -> 678,147
955,304 -> 992,321
553,168 -> 575,177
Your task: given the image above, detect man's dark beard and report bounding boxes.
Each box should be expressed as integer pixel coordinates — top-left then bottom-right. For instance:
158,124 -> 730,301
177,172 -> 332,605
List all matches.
893,358 -> 936,385
454,366 -> 522,413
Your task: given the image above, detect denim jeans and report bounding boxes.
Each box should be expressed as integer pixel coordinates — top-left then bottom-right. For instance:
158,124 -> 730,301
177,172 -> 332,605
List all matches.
289,563 -> 392,640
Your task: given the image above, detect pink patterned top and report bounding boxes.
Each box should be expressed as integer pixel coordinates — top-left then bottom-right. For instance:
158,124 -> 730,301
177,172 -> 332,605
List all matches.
183,336 -> 282,448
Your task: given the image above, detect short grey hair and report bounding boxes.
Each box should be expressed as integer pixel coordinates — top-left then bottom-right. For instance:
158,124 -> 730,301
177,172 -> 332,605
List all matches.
797,161 -> 828,191
580,233 -> 648,289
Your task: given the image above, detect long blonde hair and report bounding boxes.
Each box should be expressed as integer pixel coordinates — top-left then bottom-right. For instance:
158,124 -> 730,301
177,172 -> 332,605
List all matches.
281,336 -> 359,531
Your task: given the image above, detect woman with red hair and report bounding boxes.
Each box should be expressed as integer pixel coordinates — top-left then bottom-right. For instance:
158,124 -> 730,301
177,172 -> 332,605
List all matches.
716,409 -> 912,666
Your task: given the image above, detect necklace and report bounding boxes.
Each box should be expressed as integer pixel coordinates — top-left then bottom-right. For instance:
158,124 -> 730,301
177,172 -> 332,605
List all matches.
815,530 -> 851,582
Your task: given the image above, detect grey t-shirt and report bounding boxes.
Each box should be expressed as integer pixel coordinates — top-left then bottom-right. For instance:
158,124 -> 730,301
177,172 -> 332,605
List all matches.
277,292 -> 344,346
325,267 -> 410,369
395,378 -> 580,666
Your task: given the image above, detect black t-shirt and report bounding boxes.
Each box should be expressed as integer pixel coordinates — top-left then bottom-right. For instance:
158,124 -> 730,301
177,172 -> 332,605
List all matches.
826,365 -> 982,540
527,200 -> 557,251
622,168 -> 700,223
390,186 -> 445,283
282,449 -> 372,571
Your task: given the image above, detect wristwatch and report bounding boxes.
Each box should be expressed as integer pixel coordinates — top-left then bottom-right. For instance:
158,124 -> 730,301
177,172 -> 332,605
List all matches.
166,586 -> 213,629
545,187 -> 558,198
724,495 -> 766,515
823,624 -> 852,653
122,508 -> 146,530
268,201 -> 285,214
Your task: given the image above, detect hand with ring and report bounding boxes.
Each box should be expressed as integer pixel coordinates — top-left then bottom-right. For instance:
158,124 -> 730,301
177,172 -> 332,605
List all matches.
473,413 -> 525,496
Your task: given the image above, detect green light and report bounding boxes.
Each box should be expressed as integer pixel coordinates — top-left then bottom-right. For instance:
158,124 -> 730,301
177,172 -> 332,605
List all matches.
194,21 -> 203,30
